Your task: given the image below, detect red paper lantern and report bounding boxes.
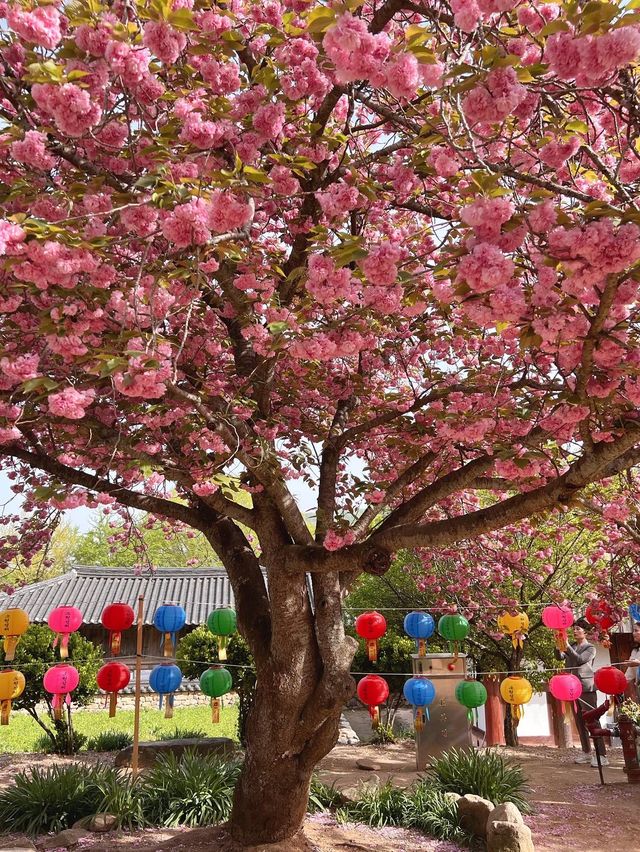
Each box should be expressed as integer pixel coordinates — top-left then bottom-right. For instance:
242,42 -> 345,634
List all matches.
357,674 -> 389,728
549,672 -> 583,717
585,601 -> 617,632
355,611 -> 387,662
101,603 -> 135,656
96,661 -> 131,717
594,666 -> 627,696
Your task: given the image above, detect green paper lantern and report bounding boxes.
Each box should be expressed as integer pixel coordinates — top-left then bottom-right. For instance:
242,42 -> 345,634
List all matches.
207,608 -> 237,661
438,613 -> 470,642
455,680 -> 487,722
200,666 -> 233,724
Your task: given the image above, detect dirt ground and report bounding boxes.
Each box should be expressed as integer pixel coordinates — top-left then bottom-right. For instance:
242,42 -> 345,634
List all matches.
0,742 -> 638,851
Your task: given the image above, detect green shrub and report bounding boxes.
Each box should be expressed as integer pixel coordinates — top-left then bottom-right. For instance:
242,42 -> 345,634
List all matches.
176,627 -> 255,746
0,764 -> 138,836
407,781 -> 471,844
154,727 -> 206,741
33,725 -> 87,755
427,748 -> 530,813
140,751 -> 241,827
0,625 -> 101,754
337,781 -> 409,827
86,731 -> 133,752
308,777 -> 343,813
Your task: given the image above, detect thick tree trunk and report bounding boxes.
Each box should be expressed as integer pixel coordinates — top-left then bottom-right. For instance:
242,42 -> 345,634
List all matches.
504,703 -> 519,747
228,658 -> 347,845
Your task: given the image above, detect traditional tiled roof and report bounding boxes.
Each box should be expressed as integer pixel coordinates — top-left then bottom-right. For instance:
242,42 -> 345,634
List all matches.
0,566 -> 235,625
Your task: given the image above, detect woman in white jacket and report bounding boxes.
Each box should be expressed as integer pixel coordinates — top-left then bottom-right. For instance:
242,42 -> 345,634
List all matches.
623,622 -> 640,698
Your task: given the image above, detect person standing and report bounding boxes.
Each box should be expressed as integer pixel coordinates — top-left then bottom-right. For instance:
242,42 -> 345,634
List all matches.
558,619 -> 608,767
622,621 -> 640,700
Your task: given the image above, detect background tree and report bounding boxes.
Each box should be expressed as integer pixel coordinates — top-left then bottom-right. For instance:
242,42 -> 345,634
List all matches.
0,625 -> 101,753
176,628 -> 255,746
5,0 -> 640,844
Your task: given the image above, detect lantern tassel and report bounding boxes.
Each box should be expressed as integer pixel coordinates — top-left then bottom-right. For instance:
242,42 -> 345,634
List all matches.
212,698 -> 220,724
414,709 -> 424,732
52,694 -> 63,721
165,693 -> 174,719
453,641 -> 459,659
1,699 -> 10,726
367,639 -> 377,663
163,632 -> 173,658
60,634 -> 70,659
3,636 -> 18,662
218,637 -> 228,662
369,705 -> 380,729
418,639 -> 426,657
110,631 -> 122,656
467,709 -> 473,724
109,692 -> 117,718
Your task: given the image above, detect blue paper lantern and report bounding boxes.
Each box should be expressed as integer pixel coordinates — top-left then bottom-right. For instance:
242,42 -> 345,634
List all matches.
403,676 -> 436,731
629,603 -> 640,622
404,611 -> 435,656
153,605 -> 186,656
149,663 -> 182,718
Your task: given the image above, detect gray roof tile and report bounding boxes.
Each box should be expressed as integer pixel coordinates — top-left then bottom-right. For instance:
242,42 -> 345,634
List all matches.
0,566 -> 236,626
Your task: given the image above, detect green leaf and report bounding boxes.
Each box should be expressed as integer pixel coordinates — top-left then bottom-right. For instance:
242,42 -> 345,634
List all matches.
21,377 -> 59,393
305,6 -> 336,33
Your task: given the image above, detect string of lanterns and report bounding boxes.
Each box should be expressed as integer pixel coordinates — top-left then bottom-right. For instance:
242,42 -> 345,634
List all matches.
0,596 -> 638,732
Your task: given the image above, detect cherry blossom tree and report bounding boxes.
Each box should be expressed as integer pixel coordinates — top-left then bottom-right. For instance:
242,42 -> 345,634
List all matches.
4,0 -> 640,843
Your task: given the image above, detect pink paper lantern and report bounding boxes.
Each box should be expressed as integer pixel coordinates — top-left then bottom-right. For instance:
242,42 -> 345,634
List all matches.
43,664 -> 79,720
47,606 -> 83,659
549,673 -> 582,715
542,605 -> 574,652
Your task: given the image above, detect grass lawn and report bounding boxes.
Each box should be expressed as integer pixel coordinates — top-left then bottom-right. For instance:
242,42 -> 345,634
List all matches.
2,704 -> 238,753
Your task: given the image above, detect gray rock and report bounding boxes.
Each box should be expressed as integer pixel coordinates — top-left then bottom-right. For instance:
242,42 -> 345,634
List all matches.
40,829 -> 92,849
72,814 -> 118,833
489,802 -> 524,826
356,758 -> 381,771
457,793 -> 495,838
487,820 -> 535,852
338,714 -> 360,745
114,737 -> 236,769
0,840 -> 36,851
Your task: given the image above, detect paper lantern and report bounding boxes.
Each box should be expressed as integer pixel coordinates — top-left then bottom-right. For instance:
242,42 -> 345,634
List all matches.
500,676 -> 533,724
101,603 -> 135,656
153,605 -> 186,657
404,611 -> 435,657
455,680 -> 488,722
96,661 -> 131,717
497,611 -> 529,649
585,601 -> 617,646
149,663 -> 182,718
43,664 -> 79,720
594,666 -> 627,696
0,608 -> 29,662
200,666 -> 233,723
549,672 -> 582,720
0,669 -> 25,725
357,674 -> 389,728
206,608 -> 237,661
438,613 -> 469,657
47,606 -> 82,659
629,603 -> 640,622
355,611 -> 387,663
403,676 -> 436,731
541,605 -> 574,652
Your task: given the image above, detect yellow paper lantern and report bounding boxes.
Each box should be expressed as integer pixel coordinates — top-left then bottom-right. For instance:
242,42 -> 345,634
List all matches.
0,669 -> 25,725
0,608 -> 30,661
497,611 -> 529,649
500,675 -> 533,724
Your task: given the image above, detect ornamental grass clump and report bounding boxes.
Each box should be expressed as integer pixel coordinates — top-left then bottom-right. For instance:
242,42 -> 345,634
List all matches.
139,750 -> 241,828
426,747 -> 531,813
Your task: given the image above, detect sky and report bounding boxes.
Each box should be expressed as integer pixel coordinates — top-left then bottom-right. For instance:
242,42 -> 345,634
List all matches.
0,469 -> 321,533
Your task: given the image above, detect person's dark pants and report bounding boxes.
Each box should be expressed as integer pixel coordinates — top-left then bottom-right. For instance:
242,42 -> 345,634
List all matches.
573,690 -> 606,756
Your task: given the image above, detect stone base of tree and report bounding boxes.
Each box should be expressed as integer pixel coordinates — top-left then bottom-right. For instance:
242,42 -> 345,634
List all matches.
114,737 -> 238,769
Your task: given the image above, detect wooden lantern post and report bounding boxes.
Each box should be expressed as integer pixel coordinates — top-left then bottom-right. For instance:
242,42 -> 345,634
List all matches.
132,595 -> 144,778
